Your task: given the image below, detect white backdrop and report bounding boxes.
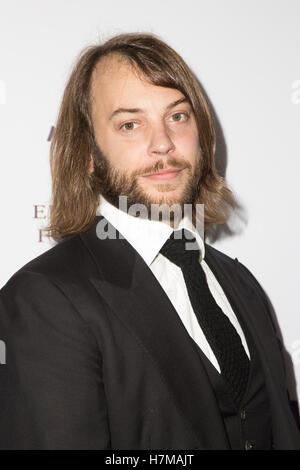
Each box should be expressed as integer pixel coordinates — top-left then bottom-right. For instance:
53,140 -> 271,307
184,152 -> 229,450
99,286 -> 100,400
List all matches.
0,0 -> 299,403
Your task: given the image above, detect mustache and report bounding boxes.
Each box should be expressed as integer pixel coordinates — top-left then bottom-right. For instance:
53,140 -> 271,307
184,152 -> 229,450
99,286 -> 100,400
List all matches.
131,157 -> 191,178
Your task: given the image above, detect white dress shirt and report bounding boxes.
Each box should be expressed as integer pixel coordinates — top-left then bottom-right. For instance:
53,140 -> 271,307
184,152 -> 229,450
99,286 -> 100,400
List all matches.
96,195 -> 250,373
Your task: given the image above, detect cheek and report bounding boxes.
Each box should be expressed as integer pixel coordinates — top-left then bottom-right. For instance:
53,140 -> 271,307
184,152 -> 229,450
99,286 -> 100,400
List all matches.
176,130 -> 200,163
99,132 -> 144,171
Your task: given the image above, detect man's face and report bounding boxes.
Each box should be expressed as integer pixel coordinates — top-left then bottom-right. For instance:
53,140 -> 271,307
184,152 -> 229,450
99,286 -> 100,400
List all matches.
90,54 -> 202,213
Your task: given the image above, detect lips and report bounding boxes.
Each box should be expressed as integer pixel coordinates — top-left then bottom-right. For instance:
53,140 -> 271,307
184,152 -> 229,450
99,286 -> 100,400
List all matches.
142,168 -> 184,181
144,168 -> 181,176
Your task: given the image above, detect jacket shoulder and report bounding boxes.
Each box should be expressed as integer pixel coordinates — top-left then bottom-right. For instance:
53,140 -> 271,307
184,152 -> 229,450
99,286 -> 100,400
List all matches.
205,242 -> 280,337
204,242 -> 238,269
204,242 -> 235,260
205,242 -> 266,298
1,234 -> 97,292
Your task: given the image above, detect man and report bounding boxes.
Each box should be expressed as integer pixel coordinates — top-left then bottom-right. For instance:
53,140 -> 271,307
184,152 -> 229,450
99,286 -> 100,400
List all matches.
0,32 -> 299,450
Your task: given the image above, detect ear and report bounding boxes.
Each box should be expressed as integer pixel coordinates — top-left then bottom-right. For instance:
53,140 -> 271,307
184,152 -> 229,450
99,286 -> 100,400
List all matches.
88,154 -> 94,174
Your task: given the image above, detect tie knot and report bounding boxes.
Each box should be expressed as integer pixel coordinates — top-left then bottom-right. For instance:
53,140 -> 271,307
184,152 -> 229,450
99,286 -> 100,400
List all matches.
160,229 -> 200,268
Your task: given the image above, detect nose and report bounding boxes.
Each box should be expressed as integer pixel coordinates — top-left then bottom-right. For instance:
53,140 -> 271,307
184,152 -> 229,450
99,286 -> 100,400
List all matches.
148,122 -> 175,156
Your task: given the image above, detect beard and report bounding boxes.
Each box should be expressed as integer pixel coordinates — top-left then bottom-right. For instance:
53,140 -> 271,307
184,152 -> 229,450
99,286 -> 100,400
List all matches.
92,140 -> 202,222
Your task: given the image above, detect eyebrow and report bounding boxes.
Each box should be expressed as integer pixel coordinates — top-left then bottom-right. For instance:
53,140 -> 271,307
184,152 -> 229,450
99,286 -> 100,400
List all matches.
108,97 -> 189,121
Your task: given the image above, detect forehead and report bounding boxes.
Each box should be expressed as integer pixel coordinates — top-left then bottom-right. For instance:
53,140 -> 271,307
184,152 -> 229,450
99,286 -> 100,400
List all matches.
90,54 -> 185,114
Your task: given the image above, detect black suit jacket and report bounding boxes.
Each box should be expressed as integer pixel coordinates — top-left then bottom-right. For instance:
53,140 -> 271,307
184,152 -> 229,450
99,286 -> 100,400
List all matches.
0,215 -> 300,449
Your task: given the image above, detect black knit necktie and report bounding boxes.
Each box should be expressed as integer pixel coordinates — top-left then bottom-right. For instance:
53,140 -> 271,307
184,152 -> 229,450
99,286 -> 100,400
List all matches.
160,229 -> 250,406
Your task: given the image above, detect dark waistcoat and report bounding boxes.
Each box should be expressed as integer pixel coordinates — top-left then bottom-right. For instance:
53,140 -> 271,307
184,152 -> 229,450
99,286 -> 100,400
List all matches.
191,310 -> 273,450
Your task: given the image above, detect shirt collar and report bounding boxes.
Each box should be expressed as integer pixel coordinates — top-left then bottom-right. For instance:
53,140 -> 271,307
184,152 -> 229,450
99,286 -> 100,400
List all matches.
96,194 -> 205,267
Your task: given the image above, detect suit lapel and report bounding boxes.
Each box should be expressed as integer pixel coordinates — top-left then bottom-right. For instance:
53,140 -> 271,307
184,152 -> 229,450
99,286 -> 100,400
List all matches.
203,244 -> 286,393
203,244 -> 300,447
82,216 -> 229,449
82,218 -> 299,448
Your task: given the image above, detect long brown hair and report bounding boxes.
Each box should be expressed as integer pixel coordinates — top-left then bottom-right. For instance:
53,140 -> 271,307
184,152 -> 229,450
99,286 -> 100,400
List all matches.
45,32 -> 236,242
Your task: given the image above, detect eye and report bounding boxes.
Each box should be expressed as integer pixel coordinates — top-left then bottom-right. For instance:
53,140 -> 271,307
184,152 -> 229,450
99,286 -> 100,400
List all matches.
170,112 -> 190,122
120,121 -> 139,131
